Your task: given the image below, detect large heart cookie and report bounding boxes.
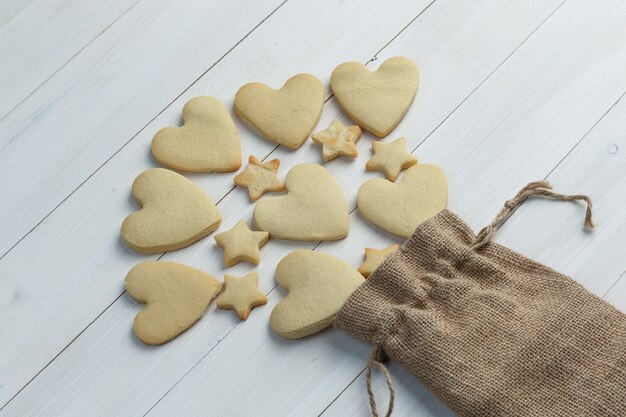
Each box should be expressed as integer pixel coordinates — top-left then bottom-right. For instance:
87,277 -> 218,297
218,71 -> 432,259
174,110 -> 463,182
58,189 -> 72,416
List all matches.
270,250 -> 364,339
235,74 -> 324,149
357,164 -> 447,238
331,56 -> 419,138
151,96 -> 241,173
253,163 -> 349,241
121,168 -> 221,254
125,261 -> 221,345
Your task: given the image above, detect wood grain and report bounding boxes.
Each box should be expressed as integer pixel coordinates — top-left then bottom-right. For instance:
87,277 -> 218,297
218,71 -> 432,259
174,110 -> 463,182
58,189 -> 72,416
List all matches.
0,0 -> 139,118
0,0 -> 33,27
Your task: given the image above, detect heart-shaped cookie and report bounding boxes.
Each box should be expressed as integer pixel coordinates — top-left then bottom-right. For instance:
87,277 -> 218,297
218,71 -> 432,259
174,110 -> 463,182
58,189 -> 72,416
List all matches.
270,250 -> 364,339
331,56 -> 419,138
357,164 -> 447,238
151,96 -> 241,173
125,261 -> 221,345
253,163 -> 349,241
121,168 -> 221,254
235,74 -> 324,149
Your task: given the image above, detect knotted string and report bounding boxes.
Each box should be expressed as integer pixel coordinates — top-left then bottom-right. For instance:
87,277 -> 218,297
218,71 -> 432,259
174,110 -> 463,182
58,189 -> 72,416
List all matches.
472,181 -> 594,250
366,345 -> 394,417
363,181 -> 593,416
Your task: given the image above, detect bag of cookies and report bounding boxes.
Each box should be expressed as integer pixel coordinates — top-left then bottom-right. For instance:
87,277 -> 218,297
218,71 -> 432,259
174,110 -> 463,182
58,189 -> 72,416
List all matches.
335,181 -> 626,417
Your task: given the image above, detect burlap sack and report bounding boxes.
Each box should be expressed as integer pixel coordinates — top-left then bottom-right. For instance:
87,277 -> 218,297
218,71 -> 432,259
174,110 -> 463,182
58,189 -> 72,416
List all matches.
335,181 -> 626,417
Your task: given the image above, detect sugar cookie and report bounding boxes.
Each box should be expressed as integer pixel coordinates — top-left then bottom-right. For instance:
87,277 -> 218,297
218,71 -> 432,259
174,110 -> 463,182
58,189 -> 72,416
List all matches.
214,220 -> 269,267
216,272 -> 267,320
151,96 -> 241,172
311,120 -> 362,162
121,168 -> 221,254
365,137 -> 417,181
357,244 -> 400,278
253,163 -> 349,241
125,261 -> 221,345
270,250 -> 365,339
331,56 -> 419,137
357,164 -> 447,238
235,74 -> 324,149
233,156 -> 285,201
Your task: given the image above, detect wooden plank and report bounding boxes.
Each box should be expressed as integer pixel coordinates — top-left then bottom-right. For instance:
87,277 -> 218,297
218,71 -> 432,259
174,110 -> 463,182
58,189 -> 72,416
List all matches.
322,92 -> 626,417
0,0 -> 566,414
0,0 -> 437,409
0,0 -> 140,118
0,0 -> 286,257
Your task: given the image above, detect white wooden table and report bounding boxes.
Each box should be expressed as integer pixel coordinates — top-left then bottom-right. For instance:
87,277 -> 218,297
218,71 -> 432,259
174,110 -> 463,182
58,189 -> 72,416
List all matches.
1,0 -> 624,415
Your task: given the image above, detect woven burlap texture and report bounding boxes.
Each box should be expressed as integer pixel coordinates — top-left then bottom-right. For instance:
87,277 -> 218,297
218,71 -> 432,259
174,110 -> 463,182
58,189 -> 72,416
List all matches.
335,209 -> 626,417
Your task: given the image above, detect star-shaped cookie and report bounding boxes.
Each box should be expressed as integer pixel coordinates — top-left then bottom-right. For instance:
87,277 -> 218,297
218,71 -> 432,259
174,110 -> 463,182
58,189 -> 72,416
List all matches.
365,137 -> 417,181
311,120 -> 362,162
216,272 -> 268,320
234,156 -> 285,201
214,220 -> 269,267
357,244 -> 400,278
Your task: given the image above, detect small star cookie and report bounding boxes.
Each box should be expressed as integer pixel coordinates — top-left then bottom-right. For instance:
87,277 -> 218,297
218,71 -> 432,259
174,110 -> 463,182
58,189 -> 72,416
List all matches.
357,244 -> 400,278
216,272 -> 268,320
311,120 -> 362,162
214,220 -> 269,267
365,137 -> 417,181
234,156 -> 285,201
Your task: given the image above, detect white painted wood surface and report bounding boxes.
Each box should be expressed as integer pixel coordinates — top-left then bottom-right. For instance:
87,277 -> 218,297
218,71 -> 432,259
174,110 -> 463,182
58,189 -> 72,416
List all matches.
0,0 -> 140,118
1,0 -> 624,415
0,0 -> 33,27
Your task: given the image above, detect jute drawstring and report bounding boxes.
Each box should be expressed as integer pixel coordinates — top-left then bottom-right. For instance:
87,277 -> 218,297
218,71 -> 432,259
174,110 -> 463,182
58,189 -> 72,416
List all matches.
366,345 -> 394,417
472,181 -> 594,250
363,181 -> 594,417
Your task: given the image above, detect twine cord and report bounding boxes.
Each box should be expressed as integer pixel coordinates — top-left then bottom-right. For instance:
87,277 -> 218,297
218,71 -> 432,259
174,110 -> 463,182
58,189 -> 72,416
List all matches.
472,181 -> 594,250
366,345 -> 395,417
363,181 -> 594,416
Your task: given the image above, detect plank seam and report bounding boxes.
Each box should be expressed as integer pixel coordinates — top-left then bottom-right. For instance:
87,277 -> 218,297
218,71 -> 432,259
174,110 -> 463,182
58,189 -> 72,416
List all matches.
317,368 -> 366,417
0,0 -> 145,122
541,90 -> 626,180
602,269 -> 626,298
408,0 -> 568,156
466,89 -> 626,254
140,320 -> 241,417
367,0 -> 437,63
0,0 -> 36,30
0,291 -> 126,411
